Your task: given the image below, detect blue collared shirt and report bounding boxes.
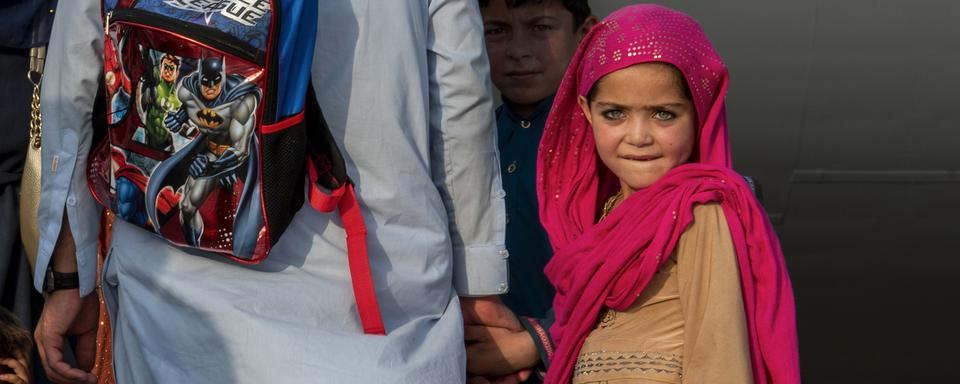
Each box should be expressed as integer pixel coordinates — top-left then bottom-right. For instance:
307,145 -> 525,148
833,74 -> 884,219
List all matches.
36,0 -> 509,381
496,96 -> 556,318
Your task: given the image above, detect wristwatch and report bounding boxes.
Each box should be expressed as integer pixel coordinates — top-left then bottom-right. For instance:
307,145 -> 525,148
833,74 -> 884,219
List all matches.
43,268 -> 80,293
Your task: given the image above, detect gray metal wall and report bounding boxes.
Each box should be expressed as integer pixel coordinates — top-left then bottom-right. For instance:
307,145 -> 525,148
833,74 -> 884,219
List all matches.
593,0 -> 959,218
586,1 -> 960,382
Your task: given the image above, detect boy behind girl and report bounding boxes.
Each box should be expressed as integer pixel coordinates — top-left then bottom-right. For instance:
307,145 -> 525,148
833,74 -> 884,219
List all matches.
481,0 -> 596,320
1,307 -> 31,384
468,0 -> 595,381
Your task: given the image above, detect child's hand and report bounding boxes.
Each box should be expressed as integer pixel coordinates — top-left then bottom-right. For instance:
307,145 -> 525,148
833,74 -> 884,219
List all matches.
0,351 -> 30,384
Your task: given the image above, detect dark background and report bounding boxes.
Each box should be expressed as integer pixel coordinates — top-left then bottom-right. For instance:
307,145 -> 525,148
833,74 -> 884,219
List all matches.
588,1 -> 960,382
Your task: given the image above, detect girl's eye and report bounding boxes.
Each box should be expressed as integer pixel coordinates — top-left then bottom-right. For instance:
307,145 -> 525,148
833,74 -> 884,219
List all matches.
653,110 -> 676,121
601,110 -> 625,120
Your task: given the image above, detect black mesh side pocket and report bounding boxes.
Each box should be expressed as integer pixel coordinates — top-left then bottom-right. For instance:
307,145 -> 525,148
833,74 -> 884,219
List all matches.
260,119 -> 306,246
305,84 -> 348,189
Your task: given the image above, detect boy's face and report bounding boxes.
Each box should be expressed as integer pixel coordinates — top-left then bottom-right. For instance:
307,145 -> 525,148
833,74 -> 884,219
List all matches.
482,0 -> 594,110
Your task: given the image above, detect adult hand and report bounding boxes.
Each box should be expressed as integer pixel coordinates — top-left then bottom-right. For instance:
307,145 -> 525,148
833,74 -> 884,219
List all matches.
0,351 -> 30,384
35,217 -> 98,384
461,297 -> 532,381
465,325 -> 538,378
460,296 -> 522,331
35,289 -> 99,384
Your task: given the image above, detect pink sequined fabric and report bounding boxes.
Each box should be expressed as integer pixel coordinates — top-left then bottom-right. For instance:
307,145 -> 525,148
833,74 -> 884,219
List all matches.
537,5 -> 800,384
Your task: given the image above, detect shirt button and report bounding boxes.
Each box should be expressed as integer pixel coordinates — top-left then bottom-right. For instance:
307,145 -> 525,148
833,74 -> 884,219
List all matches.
507,161 -> 518,174
498,283 -> 508,293
66,195 -> 77,206
520,120 -> 532,129
499,249 -> 509,259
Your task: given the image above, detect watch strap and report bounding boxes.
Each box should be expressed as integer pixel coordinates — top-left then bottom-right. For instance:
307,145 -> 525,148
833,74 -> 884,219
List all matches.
44,269 -> 80,292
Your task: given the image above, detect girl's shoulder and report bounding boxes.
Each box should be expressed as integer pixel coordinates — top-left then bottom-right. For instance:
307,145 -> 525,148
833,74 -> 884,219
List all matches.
690,202 -> 726,230
676,202 -> 734,263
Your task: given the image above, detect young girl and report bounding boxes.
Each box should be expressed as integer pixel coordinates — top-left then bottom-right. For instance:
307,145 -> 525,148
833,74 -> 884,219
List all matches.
533,4 -> 800,383
1,307 -> 31,384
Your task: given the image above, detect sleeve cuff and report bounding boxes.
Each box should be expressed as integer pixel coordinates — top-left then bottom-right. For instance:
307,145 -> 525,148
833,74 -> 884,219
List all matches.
453,244 -> 509,297
33,149 -> 103,297
520,315 -> 555,376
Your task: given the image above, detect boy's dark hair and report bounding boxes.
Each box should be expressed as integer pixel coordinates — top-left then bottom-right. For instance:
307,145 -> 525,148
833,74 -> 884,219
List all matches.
0,307 -> 32,358
478,0 -> 593,30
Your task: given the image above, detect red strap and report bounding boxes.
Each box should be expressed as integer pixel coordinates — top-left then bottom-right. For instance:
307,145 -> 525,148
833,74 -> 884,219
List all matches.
308,182 -> 345,213
338,184 -> 386,335
306,159 -> 345,213
261,110 -> 305,134
306,158 -> 386,335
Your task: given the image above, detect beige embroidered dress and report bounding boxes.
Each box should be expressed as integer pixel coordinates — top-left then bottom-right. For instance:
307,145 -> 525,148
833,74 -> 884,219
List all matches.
573,203 -> 753,384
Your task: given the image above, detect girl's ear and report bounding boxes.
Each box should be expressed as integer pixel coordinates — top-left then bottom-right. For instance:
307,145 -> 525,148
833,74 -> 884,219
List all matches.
577,95 -> 593,126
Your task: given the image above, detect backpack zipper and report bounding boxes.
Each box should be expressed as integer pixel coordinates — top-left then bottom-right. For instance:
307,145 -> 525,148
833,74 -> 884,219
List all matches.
108,8 -> 264,66
262,0 -> 280,124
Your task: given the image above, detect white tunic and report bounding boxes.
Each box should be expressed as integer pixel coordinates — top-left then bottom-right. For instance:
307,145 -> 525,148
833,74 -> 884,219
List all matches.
36,1 -> 508,382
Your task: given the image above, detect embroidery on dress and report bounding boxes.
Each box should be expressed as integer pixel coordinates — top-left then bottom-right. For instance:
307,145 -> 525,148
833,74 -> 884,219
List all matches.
574,350 -> 683,379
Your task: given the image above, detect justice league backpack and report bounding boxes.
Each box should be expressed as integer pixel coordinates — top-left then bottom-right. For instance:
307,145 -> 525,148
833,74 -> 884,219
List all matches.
87,0 -> 385,335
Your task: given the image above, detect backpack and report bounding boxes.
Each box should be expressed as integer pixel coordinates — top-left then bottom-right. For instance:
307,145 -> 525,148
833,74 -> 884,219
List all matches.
87,0 -> 384,335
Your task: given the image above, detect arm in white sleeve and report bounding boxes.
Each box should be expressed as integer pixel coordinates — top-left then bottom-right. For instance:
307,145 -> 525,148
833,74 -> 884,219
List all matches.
426,0 -> 508,296
34,0 -> 104,296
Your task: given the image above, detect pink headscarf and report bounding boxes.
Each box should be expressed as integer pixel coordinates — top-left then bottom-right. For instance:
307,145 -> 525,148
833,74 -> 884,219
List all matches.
537,4 -> 800,383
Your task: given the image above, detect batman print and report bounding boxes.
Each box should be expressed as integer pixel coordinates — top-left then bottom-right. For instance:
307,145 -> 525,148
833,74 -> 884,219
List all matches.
146,55 -> 263,254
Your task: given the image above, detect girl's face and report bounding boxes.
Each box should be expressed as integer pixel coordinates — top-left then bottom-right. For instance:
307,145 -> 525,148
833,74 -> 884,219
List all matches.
578,63 -> 696,196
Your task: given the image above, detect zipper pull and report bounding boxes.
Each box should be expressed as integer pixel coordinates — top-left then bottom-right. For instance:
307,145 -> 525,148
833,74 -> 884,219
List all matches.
105,11 -> 113,33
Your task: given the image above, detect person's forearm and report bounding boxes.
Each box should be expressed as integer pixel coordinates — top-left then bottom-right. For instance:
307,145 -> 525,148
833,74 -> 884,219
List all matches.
427,0 -> 507,296
35,0 -> 104,297
50,214 -> 79,274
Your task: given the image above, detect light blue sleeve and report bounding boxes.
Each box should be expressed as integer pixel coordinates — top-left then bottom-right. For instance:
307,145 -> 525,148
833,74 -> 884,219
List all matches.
426,0 -> 509,296
34,0 -> 104,296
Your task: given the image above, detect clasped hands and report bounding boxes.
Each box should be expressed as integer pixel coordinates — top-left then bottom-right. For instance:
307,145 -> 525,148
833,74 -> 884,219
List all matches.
461,296 -> 540,383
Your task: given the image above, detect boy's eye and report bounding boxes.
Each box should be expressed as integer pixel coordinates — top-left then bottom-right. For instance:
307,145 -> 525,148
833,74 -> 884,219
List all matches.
485,27 -> 506,37
532,24 -> 553,33
601,109 -> 625,120
652,110 -> 676,121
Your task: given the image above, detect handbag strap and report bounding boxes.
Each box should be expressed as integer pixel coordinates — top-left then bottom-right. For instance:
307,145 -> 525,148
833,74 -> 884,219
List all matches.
28,46 -> 46,150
